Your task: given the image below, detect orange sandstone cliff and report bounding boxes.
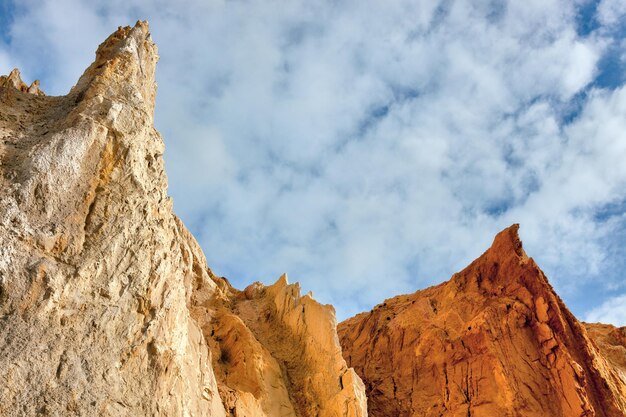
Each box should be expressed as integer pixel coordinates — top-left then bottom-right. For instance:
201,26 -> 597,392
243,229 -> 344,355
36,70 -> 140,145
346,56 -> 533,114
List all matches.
339,225 -> 626,417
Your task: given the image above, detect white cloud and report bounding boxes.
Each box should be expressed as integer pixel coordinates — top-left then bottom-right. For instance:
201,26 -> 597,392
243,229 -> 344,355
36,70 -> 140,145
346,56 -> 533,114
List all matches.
597,0 -> 626,27
2,0 -> 626,322
5,0 -> 115,93
0,48 -> 15,75
586,293 -> 626,326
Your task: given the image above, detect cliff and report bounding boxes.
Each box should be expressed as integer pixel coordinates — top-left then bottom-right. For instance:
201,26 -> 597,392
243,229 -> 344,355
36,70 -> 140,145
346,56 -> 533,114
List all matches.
338,225 -> 626,416
1,20 -> 624,417
0,22 -> 366,417
585,323 -> 626,389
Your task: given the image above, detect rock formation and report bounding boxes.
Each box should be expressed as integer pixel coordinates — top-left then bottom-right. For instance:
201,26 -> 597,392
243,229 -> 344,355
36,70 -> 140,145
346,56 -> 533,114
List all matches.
1,19 -> 625,417
585,323 -> 626,388
339,225 -> 626,416
192,274 -> 366,417
0,68 -> 44,95
0,22 -> 366,417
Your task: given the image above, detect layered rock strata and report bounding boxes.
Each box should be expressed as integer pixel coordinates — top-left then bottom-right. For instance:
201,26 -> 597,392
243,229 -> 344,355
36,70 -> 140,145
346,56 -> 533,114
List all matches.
339,225 -> 626,417
0,22 -> 366,417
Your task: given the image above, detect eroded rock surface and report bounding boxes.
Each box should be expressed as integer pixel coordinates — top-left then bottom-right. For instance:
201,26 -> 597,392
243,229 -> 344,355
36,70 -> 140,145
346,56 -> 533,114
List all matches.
0,22 -> 366,417
586,323 -> 626,387
2,18 -> 623,417
339,225 -> 626,417
192,274 -> 367,417
0,21 -> 226,417
0,68 -> 44,95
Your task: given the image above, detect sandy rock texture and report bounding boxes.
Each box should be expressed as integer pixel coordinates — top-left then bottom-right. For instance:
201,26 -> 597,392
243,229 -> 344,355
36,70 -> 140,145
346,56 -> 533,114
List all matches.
0,21 -> 225,417
0,22 -> 367,417
3,18 -> 624,417
0,69 -> 44,96
192,274 -> 367,417
339,225 -> 626,417
585,323 -> 626,386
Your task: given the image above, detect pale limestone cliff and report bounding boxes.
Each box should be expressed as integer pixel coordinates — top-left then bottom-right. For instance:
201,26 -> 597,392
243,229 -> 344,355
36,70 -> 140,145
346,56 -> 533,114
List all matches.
339,225 -> 626,417
0,22 -> 366,417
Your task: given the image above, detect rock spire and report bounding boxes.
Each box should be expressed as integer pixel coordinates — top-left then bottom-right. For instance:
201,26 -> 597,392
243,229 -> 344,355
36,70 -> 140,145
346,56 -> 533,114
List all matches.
0,21 -> 366,417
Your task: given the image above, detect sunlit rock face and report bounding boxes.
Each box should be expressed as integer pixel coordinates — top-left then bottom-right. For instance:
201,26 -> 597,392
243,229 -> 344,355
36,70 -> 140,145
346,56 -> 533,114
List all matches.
2,19 -> 624,417
339,225 -> 626,417
0,21 -> 366,417
193,273 -> 367,417
0,68 -> 44,95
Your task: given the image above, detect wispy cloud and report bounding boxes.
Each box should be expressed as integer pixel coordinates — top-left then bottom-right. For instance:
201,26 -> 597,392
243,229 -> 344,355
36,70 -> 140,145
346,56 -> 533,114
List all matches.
1,0 -> 625,321
586,293 -> 626,326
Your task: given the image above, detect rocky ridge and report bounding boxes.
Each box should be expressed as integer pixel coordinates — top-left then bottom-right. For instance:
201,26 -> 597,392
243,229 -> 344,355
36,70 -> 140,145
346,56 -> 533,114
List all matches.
0,22 -> 366,417
338,225 -> 626,416
0,69 -> 44,96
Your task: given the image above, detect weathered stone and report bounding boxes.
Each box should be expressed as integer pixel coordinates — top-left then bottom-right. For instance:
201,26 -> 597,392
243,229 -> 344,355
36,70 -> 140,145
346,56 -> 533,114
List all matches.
0,21 -> 366,417
2,18 -> 624,417
194,273 -> 367,417
0,68 -> 45,96
339,225 -> 626,417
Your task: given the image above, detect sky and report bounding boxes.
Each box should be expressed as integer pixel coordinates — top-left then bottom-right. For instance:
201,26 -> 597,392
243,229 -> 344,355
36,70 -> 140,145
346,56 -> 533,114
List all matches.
1,0 -> 625,324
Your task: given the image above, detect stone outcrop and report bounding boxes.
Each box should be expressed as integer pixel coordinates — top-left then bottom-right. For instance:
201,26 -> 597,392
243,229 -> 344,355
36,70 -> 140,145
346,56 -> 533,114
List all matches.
192,274 -> 367,417
0,22 -> 366,417
0,68 -> 44,95
585,323 -> 626,388
339,225 -> 626,417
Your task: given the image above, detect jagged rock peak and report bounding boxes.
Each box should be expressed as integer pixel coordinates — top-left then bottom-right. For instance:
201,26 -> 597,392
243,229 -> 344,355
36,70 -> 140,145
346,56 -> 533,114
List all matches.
94,21 -> 153,65
193,271 -> 368,417
0,21 -> 367,417
0,68 -> 44,95
0,18 -> 221,417
69,20 -> 158,118
449,224 -> 550,296
488,223 -> 527,259
339,225 -> 626,417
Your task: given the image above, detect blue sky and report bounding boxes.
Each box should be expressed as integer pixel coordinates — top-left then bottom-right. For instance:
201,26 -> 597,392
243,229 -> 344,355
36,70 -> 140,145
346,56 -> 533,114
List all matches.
1,0 -> 626,324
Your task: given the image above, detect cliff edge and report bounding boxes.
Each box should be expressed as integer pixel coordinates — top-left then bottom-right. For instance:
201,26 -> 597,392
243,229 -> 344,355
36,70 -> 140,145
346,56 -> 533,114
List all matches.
338,225 -> 626,416
0,22 -> 366,417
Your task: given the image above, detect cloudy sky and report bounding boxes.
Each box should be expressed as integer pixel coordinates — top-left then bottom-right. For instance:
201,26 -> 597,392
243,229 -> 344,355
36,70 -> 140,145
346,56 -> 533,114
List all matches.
1,0 -> 625,324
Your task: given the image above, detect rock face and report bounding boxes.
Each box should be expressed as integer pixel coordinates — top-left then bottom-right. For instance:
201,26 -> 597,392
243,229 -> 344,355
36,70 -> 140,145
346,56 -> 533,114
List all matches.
339,225 -> 626,417
2,19 -> 625,417
192,274 -> 367,417
0,69 -> 44,96
585,323 -> 626,388
0,22 -> 366,417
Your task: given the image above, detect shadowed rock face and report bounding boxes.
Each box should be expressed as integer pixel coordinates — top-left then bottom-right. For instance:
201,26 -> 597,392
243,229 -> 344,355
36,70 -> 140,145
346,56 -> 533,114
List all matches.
0,22 -> 366,417
339,225 -> 626,417
585,323 -> 626,388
